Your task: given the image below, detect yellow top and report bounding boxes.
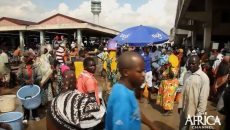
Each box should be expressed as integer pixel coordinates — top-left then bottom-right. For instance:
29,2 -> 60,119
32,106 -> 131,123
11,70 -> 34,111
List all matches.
168,54 -> 179,68
103,51 -> 117,72
74,61 -> 84,78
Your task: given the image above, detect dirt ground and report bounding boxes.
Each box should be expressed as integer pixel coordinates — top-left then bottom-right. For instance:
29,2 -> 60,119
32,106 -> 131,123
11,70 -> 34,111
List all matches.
0,70 -> 225,130
1,86 -> 224,130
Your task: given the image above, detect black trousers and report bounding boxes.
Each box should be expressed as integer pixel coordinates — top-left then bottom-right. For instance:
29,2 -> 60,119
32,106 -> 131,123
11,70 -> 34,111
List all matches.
23,105 -> 38,120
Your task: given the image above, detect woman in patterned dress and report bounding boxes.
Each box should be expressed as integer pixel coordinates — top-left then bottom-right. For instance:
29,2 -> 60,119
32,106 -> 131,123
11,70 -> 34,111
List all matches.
156,67 -> 179,116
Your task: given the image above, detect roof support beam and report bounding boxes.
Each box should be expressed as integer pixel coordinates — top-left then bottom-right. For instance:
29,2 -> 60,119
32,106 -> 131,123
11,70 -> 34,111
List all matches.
177,24 -> 196,31
185,12 -> 208,22
175,0 -> 192,27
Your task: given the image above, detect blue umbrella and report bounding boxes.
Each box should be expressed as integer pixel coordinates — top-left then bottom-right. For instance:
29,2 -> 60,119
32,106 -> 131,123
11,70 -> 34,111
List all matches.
113,25 -> 169,47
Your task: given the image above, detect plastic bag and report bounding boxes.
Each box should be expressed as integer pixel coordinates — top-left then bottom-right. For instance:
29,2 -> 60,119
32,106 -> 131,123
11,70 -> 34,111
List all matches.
38,54 -> 53,85
39,55 -> 51,75
143,84 -> 149,98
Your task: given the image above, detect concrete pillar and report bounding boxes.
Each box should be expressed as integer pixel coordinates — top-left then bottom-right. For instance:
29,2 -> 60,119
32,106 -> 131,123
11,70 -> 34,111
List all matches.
40,31 -> 45,45
74,31 -> 77,40
85,37 -> 90,47
191,31 -> 196,49
25,33 -> 29,47
81,37 -> 86,47
10,38 -> 15,49
203,0 -> 212,49
49,36 -> 52,45
203,26 -> 212,49
68,33 -> 71,44
99,37 -> 103,43
19,31 -> 24,51
93,14 -> 99,24
77,29 -> 82,49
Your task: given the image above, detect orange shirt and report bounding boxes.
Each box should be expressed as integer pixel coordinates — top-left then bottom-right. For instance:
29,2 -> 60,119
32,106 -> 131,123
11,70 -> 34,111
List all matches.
13,48 -> 21,56
77,70 -> 100,105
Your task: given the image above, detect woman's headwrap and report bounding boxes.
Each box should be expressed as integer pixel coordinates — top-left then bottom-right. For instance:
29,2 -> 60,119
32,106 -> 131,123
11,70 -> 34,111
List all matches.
60,64 -> 70,74
178,49 -> 183,53
23,50 -> 34,61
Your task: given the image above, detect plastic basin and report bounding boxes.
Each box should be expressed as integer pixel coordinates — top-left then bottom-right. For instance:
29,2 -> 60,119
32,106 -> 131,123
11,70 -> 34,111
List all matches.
17,85 -> 41,109
0,112 -> 23,130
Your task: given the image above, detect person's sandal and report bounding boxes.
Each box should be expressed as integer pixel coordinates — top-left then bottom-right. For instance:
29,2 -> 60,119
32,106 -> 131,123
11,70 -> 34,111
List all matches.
34,117 -> 40,121
22,119 -> 28,124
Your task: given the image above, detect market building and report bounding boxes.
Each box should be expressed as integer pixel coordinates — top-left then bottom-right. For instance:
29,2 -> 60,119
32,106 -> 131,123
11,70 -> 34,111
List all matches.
173,0 -> 230,49
0,13 -> 119,50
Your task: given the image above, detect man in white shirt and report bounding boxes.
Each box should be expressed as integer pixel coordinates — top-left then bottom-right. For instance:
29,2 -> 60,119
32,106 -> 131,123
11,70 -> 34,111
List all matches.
0,48 -> 10,87
178,55 -> 210,130
149,46 -> 161,70
212,53 -> 223,71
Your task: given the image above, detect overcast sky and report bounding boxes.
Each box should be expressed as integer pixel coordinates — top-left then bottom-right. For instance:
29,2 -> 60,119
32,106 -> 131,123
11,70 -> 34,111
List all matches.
0,0 -> 178,34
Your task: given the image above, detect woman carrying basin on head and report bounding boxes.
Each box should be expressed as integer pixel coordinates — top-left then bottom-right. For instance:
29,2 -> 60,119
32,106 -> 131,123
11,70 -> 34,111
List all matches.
46,63 -> 105,130
17,50 -> 42,123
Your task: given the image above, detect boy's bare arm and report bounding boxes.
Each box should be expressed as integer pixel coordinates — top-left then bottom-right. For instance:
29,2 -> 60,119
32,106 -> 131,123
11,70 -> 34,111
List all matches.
141,111 -> 158,130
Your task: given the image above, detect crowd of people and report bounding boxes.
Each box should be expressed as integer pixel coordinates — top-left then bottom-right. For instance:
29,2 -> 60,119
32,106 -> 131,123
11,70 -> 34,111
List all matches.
0,35 -> 230,130
132,44 -> 230,130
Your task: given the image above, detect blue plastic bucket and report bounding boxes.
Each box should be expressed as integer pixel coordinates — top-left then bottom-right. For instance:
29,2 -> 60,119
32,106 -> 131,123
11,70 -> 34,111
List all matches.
0,112 -> 23,130
17,85 -> 41,109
